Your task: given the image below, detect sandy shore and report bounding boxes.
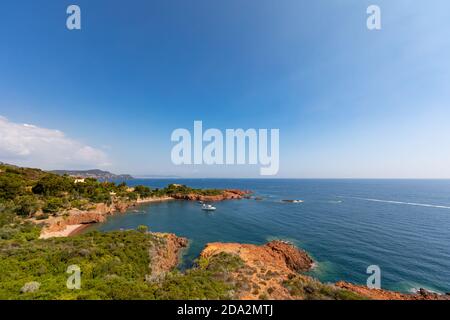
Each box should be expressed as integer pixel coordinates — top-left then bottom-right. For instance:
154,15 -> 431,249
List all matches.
39,224 -> 87,239
136,196 -> 175,204
68,224 -> 92,236
38,197 -> 175,239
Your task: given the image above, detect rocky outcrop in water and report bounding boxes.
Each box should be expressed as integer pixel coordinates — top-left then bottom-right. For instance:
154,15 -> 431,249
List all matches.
202,240 -> 313,273
200,240 -> 450,300
172,189 -> 251,201
335,282 -> 450,300
147,233 -> 188,282
201,240 -> 314,299
265,241 -> 313,272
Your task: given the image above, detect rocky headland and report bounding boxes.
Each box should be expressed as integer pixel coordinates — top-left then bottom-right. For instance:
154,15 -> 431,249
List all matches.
200,240 -> 450,300
335,281 -> 450,300
147,232 -> 189,281
171,189 -> 250,202
201,240 -> 315,299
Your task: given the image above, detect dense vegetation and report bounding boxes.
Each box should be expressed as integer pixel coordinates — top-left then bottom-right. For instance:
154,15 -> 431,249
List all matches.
0,230 -> 243,300
0,163 -> 223,222
0,164 -> 135,218
282,274 -> 365,300
0,207 -> 41,241
0,164 -> 244,299
150,183 -> 223,197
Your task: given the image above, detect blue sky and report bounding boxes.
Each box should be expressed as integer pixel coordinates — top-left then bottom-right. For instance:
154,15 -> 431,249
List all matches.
0,1 -> 449,178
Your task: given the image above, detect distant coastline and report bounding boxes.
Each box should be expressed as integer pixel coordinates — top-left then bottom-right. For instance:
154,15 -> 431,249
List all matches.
51,169 -> 134,181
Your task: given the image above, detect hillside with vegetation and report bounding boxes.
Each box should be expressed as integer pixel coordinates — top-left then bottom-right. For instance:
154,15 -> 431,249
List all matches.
0,164 -> 137,215
0,164 -> 366,300
0,229 -> 242,300
2,164 -> 444,300
0,164 -> 239,216
0,223 -> 374,300
0,164 -> 249,299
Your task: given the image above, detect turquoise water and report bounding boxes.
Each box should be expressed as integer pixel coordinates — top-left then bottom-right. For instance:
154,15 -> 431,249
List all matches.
84,179 -> 450,293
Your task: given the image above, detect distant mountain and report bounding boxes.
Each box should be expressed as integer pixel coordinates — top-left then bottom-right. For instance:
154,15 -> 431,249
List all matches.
50,169 -> 134,181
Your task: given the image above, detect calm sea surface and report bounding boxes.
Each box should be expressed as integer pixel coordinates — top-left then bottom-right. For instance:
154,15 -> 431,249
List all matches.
84,179 -> 450,293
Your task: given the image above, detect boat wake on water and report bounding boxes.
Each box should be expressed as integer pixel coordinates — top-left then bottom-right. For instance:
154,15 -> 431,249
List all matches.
339,196 -> 450,210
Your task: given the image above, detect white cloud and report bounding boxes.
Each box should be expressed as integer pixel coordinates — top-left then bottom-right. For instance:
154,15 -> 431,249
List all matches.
0,116 -> 110,169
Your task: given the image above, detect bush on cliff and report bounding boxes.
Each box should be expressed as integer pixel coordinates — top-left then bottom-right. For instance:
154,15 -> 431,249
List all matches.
282,275 -> 365,300
154,253 -> 244,300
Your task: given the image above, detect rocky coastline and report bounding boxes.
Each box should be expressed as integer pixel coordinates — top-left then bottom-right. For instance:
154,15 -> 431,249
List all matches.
201,240 -> 314,299
171,189 -> 250,201
147,232 -> 189,282
199,240 -> 450,300
34,187 -> 449,300
335,281 -> 450,300
38,189 -> 250,239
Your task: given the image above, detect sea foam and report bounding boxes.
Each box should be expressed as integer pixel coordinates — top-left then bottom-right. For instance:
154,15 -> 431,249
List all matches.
340,196 -> 450,210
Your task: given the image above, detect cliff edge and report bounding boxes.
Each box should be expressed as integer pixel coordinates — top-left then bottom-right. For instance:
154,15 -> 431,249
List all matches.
200,241 -> 450,300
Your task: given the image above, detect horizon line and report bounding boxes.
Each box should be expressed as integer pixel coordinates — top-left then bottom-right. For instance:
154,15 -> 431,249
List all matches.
130,176 -> 450,180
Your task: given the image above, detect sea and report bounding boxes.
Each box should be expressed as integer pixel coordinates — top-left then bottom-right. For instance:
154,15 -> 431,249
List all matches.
83,179 -> 450,294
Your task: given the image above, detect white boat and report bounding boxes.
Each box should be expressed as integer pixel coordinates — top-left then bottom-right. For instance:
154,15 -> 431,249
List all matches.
201,204 -> 216,211
282,199 -> 304,203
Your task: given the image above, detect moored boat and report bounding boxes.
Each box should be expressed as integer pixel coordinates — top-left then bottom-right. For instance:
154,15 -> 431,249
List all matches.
201,204 -> 216,211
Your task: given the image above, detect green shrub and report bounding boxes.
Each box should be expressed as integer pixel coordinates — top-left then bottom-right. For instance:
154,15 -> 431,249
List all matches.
282,275 -> 366,300
134,185 -> 152,198
43,197 -> 64,213
137,225 -> 149,233
0,231 -> 244,300
14,195 -> 41,216
0,173 -> 26,200
32,174 -> 74,196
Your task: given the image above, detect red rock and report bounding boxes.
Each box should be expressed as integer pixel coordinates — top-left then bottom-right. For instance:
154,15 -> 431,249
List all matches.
171,189 -> 251,201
